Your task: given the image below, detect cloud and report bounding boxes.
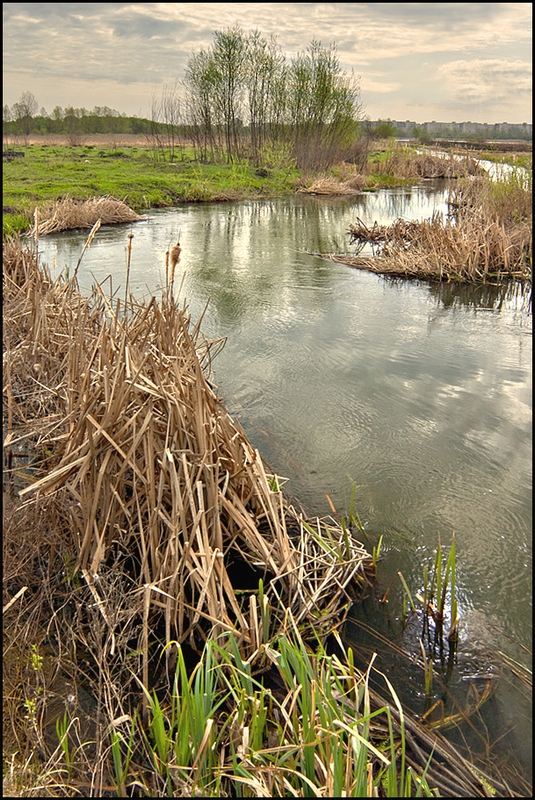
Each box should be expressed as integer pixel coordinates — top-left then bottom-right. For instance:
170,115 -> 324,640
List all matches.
2,3 -> 532,122
360,73 -> 402,94
437,59 -> 532,109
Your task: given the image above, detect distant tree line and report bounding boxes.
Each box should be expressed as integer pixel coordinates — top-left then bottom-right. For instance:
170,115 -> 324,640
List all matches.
4,28 -> 366,170
3,94 -> 158,143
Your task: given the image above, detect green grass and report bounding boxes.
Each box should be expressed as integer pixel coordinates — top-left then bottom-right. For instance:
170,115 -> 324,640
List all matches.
63,626 -> 439,797
4,141 -> 530,237
478,151 -> 532,169
365,173 -> 415,188
2,144 -> 301,235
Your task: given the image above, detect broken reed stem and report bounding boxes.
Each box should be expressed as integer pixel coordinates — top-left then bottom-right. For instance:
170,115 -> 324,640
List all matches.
74,219 -> 101,278
124,232 -> 134,315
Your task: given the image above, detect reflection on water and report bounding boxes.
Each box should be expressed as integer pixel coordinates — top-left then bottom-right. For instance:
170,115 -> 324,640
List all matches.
39,186 -> 532,785
427,279 -> 532,313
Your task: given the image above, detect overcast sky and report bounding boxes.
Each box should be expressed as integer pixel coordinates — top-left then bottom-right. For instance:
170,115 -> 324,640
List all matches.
3,3 -> 532,124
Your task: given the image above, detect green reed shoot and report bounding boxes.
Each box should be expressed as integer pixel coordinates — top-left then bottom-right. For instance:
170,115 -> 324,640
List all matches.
55,712 -> 72,779
398,571 -> 417,614
444,533 -> 458,640
372,533 -> 383,568
101,623 -> 445,796
257,578 -> 271,643
348,479 -> 366,533
110,718 -> 136,798
428,534 -> 458,652
420,639 -> 434,702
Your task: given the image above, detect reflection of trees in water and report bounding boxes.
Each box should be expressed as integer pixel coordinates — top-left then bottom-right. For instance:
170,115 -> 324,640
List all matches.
427,279 -> 532,313
197,190 -> 452,261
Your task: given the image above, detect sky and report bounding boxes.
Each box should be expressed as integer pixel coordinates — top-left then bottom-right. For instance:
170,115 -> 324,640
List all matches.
3,2 -> 532,124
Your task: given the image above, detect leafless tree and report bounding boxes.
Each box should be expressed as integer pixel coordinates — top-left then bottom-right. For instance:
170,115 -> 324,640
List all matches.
12,91 -> 38,138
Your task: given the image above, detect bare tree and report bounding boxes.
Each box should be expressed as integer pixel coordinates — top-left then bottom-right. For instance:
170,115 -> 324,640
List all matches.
212,26 -> 247,162
161,80 -> 183,161
3,104 -> 13,146
12,91 -> 38,137
146,83 -> 183,162
64,106 -> 86,146
146,93 -> 166,162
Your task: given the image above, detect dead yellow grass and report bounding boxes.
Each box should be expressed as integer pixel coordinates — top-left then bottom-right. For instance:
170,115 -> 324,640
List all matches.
297,174 -> 365,195
3,235 -> 374,787
325,176 -> 532,284
372,149 -> 482,179
28,195 -> 147,236
3,234 -> 372,666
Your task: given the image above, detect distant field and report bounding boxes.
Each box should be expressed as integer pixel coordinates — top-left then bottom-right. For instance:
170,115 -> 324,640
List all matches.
3,133 -> 531,151
3,133 -> 165,147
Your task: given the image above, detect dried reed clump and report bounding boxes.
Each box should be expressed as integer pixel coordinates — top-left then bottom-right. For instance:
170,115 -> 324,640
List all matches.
373,149 -> 482,179
3,237 -> 373,668
27,195 -> 147,236
341,198 -> 532,283
298,174 -> 365,195
450,172 -> 533,226
3,240 -> 519,798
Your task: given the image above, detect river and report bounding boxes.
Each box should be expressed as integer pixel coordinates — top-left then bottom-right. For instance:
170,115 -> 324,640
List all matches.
38,182 -> 532,787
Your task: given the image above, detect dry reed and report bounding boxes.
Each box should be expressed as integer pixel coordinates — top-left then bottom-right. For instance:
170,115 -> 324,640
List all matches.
2,234 -> 372,790
372,149 -> 482,179
27,195 -> 147,236
329,197 -> 532,283
298,174 -> 365,195
3,237 -> 518,797
3,235 -> 372,660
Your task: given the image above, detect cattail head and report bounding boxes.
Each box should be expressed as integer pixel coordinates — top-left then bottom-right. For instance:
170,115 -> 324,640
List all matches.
170,241 -> 181,270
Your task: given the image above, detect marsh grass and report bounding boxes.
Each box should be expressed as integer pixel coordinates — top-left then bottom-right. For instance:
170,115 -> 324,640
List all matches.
326,186 -> 531,285
297,173 -> 365,196
368,145 -> 482,181
2,144 -> 301,235
327,162 -> 532,285
4,233 -> 372,650
49,623 -> 501,797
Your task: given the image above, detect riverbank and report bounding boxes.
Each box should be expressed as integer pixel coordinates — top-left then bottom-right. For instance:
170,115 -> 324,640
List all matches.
4,236 -> 511,797
2,141 -> 302,237
5,139 -> 530,238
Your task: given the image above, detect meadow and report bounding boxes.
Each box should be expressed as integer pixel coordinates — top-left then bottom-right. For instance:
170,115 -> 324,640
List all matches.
2,141 -> 301,237
5,138 -> 527,237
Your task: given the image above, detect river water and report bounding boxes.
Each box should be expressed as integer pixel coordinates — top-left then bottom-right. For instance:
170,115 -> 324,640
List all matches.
39,182 -> 532,785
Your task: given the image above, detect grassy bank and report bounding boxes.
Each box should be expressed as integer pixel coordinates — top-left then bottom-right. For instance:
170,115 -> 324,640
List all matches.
3,237 -> 509,797
2,143 -> 301,236
3,140 -> 532,287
